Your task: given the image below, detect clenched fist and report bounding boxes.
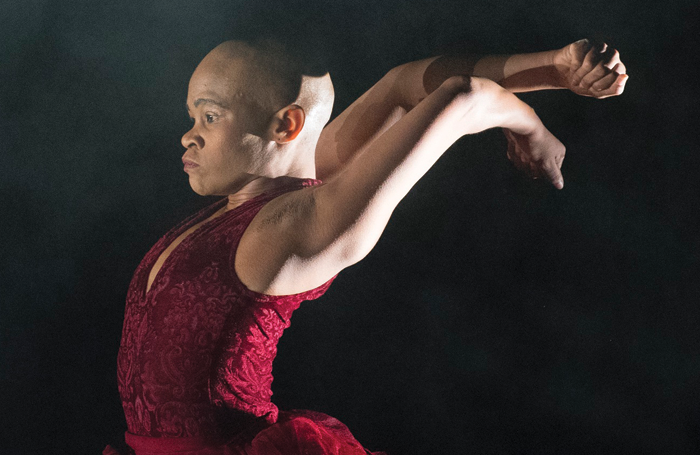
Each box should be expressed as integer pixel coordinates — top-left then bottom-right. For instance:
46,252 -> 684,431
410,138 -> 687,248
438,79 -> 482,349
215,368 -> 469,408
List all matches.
553,39 -> 628,98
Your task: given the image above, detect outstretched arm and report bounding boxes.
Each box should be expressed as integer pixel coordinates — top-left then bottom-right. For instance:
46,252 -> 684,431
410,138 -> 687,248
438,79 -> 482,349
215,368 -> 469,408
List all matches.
312,77 -> 565,266
467,39 -> 627,96
248,76 -> 564,295
316,39 -> 626,180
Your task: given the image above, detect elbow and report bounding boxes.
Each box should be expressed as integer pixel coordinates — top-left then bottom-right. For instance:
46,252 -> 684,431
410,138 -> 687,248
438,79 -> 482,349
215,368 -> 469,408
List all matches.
441,75 -> 495,101
440,76 -> 503,135
441,75 -> 474,93
330,217 -> 387,269
436,76 -> 479,114
347,236 -> 380,267
334,228 -> 379,269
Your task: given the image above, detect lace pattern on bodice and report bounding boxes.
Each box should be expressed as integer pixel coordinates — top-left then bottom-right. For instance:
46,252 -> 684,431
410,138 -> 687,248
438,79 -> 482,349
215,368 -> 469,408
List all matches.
117,179 -> 335,438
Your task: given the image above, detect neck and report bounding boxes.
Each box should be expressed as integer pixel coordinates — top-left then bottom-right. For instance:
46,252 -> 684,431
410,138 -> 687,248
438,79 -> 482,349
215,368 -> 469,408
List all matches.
268,133 -> 319,181
225,175 -> 308,212
223,136 -> 321,211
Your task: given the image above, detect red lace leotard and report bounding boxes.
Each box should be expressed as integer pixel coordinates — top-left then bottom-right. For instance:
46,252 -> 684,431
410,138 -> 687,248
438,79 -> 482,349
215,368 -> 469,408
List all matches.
109,178 -> 383,455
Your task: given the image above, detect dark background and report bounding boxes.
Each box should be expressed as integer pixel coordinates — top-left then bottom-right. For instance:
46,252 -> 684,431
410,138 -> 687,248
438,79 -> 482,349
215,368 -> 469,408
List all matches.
1,0 -> 699,453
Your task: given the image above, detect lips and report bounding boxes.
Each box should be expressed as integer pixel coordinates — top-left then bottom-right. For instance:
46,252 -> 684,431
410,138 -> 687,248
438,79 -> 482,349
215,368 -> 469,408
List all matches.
182,157 -> 199,171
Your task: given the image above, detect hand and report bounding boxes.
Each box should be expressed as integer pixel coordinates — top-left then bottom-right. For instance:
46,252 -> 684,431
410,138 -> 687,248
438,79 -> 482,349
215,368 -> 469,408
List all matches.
553,39 -> 628,98
504,125 -> 566,189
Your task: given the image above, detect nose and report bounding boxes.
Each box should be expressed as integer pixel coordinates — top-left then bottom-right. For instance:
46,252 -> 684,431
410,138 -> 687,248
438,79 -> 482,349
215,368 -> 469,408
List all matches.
181,124 -> 204,150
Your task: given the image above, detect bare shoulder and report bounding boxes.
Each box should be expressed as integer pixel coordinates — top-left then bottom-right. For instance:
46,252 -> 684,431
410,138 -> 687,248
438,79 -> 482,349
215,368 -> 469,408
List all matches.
235,185 -> 329,295
249,185 -> 317,232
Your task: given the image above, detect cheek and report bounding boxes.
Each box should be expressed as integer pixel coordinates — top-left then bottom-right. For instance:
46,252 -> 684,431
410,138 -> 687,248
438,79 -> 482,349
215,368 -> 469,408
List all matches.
207,133 -> 238,166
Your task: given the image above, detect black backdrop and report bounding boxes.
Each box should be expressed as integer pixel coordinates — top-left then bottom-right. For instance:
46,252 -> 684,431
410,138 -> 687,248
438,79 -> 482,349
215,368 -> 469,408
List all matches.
2,0 -> 699,453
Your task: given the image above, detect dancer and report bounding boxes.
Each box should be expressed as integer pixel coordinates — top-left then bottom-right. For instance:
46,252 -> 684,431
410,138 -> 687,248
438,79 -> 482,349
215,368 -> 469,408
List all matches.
106,38 -> 626,454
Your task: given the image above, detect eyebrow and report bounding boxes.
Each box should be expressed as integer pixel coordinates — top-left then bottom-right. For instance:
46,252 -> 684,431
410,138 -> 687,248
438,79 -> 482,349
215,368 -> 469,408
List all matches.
186,98 -> 228,111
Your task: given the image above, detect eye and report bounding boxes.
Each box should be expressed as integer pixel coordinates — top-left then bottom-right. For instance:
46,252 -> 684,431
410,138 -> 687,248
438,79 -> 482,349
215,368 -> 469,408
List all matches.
205,114 -> 216,123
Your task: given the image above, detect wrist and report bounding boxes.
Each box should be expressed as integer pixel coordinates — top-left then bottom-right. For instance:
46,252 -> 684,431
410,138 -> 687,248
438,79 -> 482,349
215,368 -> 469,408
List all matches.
549,47 -> 569,89
492,86 -> 542,135
492,49 -> 565,92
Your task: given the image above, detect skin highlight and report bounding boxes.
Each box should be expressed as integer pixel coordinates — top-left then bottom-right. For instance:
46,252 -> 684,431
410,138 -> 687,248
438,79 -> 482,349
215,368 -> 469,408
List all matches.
181,41 -> 333,204
166,38 -> 626,296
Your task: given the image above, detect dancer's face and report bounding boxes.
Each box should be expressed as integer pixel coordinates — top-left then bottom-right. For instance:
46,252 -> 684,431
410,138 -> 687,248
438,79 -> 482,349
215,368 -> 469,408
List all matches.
181,57 -> 273,196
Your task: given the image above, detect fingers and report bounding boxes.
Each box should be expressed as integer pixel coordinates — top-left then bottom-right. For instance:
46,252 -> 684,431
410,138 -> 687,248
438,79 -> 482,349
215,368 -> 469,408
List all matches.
600,73 -> 628,98
612,60 -> 627,75
580,45 -> 623,88
588,65 -> 628,97
579,61 -> 611,90
542,160 -> 564,189
504,129 -> 564,188
569,41 -> 628,97
590,65 -> 620,91
602,47 -> 621,71
569,38 -> 591,68
570,46 -> 600,86
504,129 -> 533,176
590,66 -> 628,96
505,130 -> 529,173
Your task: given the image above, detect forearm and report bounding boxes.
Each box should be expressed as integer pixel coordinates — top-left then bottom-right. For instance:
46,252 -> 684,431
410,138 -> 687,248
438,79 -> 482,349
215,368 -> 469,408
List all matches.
393,48 -> 564,108
315,49 -> 559,180
315,77 -> 541,264
473,50 -> 564,92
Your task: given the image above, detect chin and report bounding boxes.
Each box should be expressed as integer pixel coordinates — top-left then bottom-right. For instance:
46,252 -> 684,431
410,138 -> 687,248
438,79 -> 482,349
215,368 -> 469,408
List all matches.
190,181 -> 228,197
188,179 -> 210,196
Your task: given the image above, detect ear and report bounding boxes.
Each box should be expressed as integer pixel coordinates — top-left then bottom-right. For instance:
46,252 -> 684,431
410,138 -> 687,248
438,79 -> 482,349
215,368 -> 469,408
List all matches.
267,104 -> 305,144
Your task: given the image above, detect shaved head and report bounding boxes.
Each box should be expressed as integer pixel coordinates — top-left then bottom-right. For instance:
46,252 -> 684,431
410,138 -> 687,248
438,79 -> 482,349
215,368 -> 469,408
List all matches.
193,40 -> 334,134
182,40 -> 334,193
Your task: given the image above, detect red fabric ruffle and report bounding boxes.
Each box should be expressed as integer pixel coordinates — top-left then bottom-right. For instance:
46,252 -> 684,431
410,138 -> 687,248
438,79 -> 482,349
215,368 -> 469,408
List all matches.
104,409 -> 385,455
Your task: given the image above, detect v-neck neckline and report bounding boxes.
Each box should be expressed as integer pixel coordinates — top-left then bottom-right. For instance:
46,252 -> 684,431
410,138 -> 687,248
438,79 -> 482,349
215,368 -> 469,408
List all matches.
142,193 -> 262,299
140,177 -> 323,300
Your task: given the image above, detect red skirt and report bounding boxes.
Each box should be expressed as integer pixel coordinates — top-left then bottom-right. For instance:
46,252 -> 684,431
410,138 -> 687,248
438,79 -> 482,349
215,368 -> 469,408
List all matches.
103,410 -> 385,455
